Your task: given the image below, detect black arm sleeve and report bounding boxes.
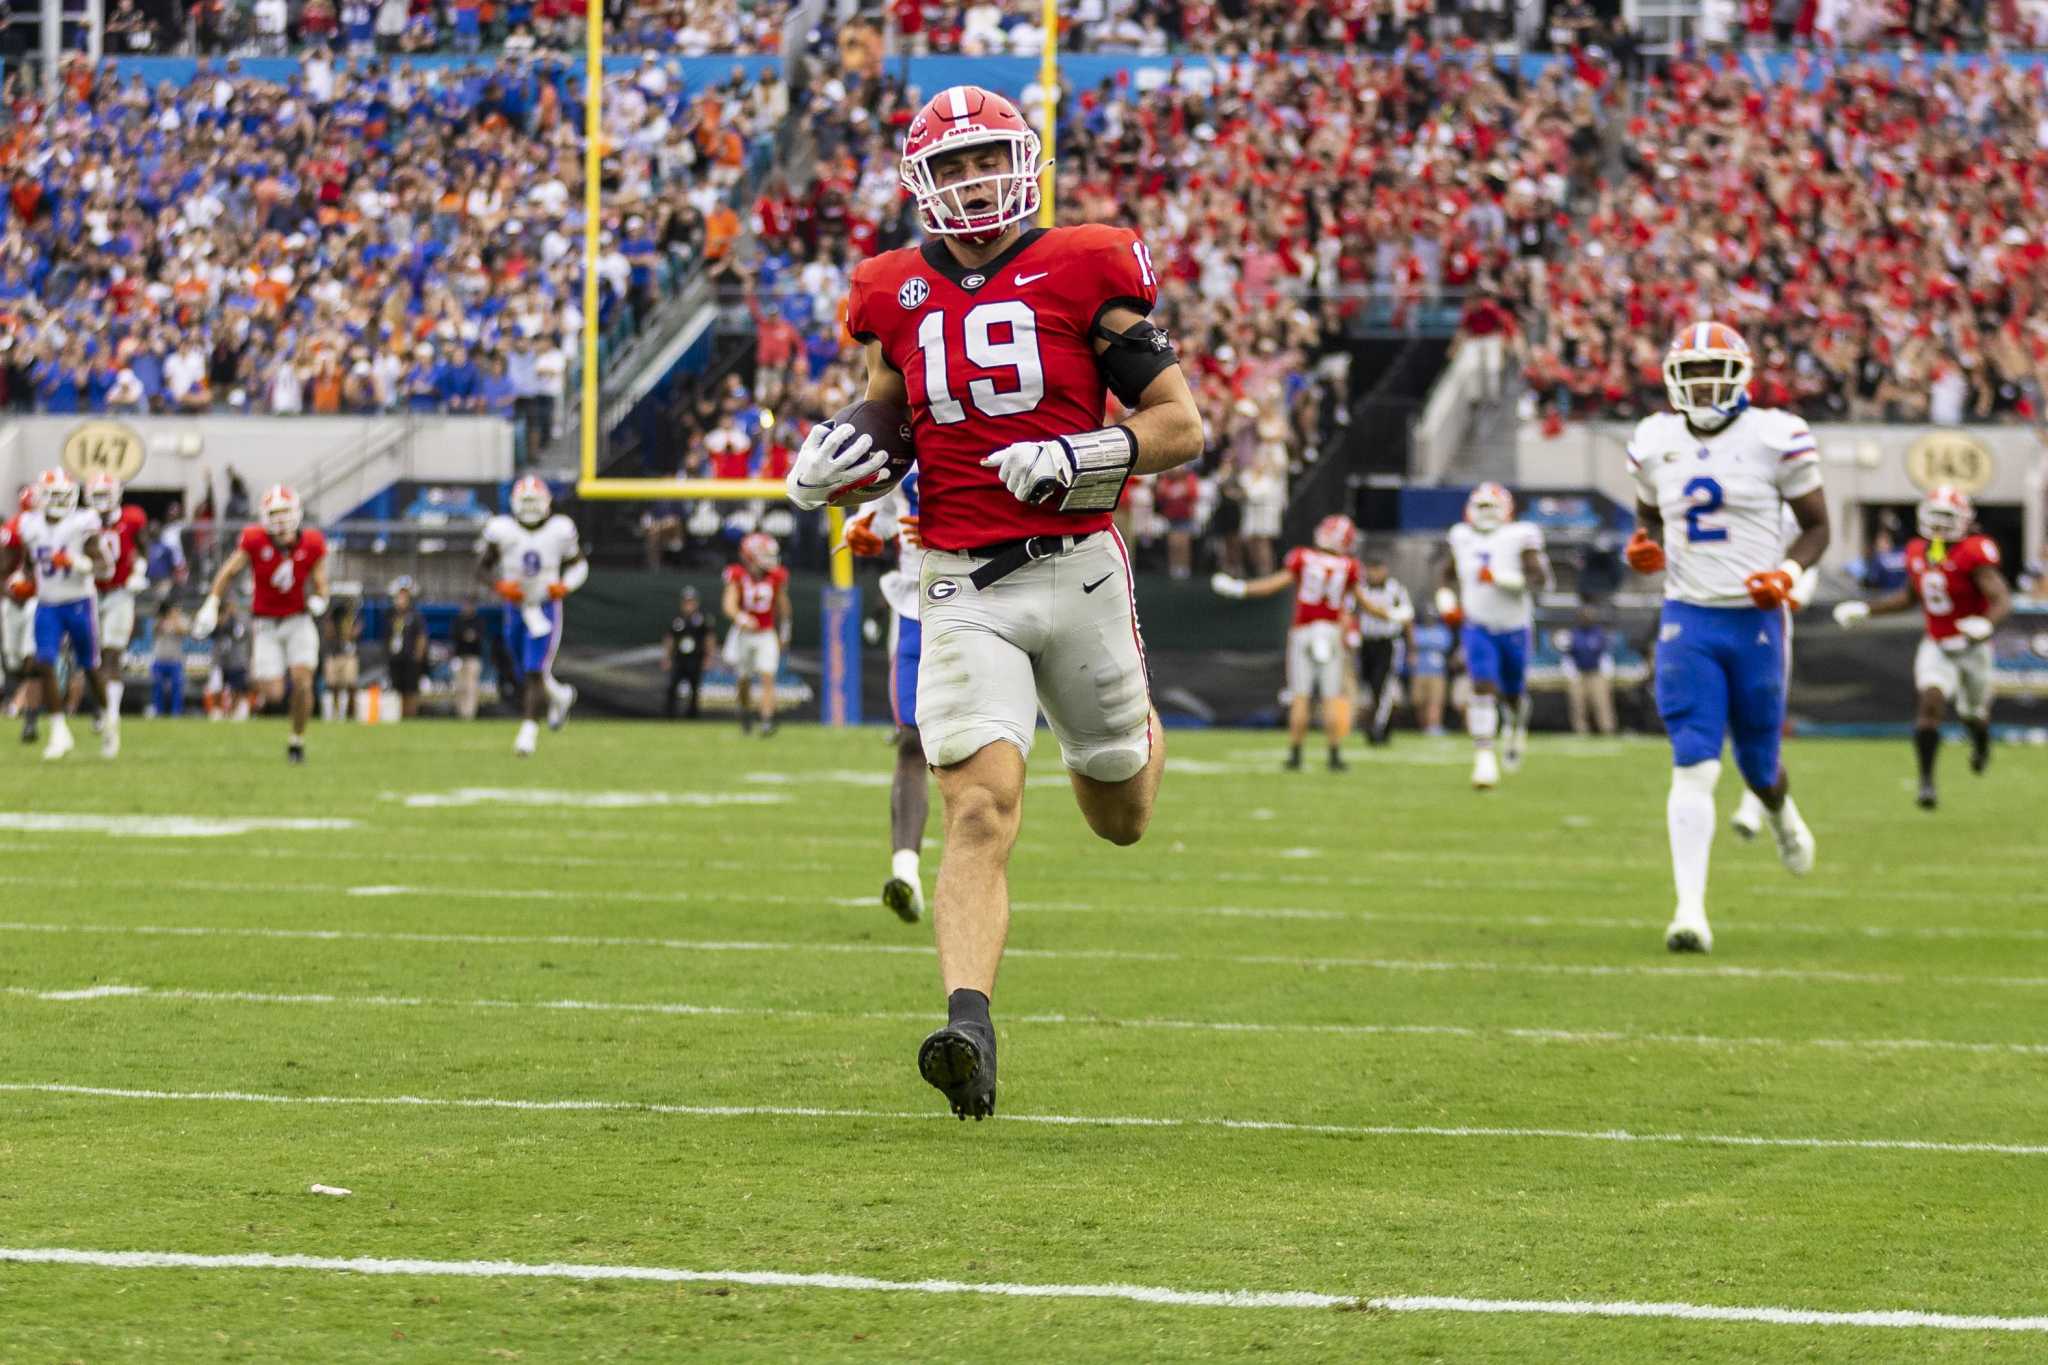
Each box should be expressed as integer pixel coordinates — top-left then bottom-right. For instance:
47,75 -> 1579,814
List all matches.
1093,317 -> 1180,408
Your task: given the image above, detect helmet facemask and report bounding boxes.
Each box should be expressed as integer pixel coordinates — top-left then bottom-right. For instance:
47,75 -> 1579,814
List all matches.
1663,350 -> 1753,428
904,132 -> 1042,243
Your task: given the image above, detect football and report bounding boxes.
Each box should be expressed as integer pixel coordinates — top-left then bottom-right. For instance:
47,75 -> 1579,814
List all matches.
823,398 -> 915,507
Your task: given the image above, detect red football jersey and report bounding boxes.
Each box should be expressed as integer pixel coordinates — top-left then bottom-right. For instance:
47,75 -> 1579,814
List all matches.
845,224 -> 1161,552
1284,546 -> 1360,627
0,513 -> 17,550
93,504 -> 148,593
1905,534 -> 1998,641
724,562 -> 787,631
239,524 -> 327,618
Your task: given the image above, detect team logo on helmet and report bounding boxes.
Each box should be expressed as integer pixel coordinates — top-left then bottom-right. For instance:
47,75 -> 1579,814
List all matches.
898,278 -> 930,309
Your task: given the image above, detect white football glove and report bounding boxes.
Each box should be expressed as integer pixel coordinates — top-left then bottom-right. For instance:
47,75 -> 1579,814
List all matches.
125,558 -> 148,592
1211,573 -> 1247,600
1434,586 -> 1460,618
191,594 -> 220,639
306,593 -> 328,618
1956,615 -> 1994,642
786,421 -> 888,511
1832,600 -> 1870,629
980,438 -> 1075,505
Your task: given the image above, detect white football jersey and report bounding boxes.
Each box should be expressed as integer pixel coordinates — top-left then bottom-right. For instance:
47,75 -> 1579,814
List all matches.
1627,405 -> 1821,608
1447,521 -> 1545,630
482,513 -> 580,606
20,510 -> 103,605
865,482 -> 925,621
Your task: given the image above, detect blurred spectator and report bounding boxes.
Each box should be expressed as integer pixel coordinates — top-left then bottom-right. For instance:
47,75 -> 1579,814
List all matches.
1559,605 -> 1617,736
451,597 -> 486,718
148,600 -> 189,717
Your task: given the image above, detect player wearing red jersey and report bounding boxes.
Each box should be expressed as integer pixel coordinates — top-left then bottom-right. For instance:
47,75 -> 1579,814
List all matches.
1834,486 -> 2010,808
1,484 -> 38,735
87,473 -> 149,751
721,532 -> 791,736
1212,515 -> 1404,772
194,486 -> 329,764
784,85 -> 1204,1120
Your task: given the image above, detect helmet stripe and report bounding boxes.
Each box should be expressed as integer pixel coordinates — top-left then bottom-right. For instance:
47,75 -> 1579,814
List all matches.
947,86 -> 968,120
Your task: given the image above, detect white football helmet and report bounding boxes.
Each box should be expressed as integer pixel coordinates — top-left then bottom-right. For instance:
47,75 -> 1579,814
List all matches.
37,469 -> 79,519
740,532 -> 780,573
1313,514 -> 1359,556
1662,321 -> 1753,427
86,472 -> 122,517
261,484 -> 303,539
511,475 -> 552,528
1917,485 -> 1973,542
1465,482 -> 1513,534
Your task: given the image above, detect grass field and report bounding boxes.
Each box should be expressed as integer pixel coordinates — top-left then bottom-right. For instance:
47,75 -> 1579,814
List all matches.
2,718 -> 2044,1361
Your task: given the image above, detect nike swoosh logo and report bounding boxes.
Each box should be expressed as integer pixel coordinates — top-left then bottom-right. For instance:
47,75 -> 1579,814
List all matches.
1014,271 -> 1050,286
1082,573 -> 1113,594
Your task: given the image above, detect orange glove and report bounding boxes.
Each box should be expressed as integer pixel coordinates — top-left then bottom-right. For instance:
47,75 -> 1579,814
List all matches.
843,514 -> 885,558
547,582 -> 570,600
493,578 -> 524,604
1625,530 -> 1666,574
5,574 -> 32,602
1442,604 -> 1464,628
898,513 -> 924,550
1476,565 -> 1495,585
1744,566 -> 1796,611
48,549 -> 72,572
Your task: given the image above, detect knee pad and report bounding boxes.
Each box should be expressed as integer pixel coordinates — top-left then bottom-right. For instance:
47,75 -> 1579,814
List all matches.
1065,730 -> 1150,783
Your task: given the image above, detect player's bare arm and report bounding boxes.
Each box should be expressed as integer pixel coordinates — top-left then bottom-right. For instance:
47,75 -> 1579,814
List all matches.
863,339 -> 909,406
205,547 -> 251,602
1351,583 -> 1394,619
774,582 -> 793,643
1973,562 -> 2012,627
1520,545 -> 1551,593
1783,488 -> 1830,569
720,580 -> 742,624
1232,569 -> 1298,599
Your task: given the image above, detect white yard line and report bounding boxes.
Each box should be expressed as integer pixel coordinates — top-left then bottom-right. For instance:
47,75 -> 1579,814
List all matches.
3,1081 -> 2045,1159
0,1246 -> 2041,1333
9,984 -> 2047,1060
6,919 -> 2048,988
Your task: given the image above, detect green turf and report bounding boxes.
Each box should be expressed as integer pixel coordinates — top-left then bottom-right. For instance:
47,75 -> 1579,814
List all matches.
1,719 -> 2042,1360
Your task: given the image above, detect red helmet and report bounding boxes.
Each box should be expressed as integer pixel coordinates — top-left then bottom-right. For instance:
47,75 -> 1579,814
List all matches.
1917,485 -> 1973,541
899,85 -> 1043,242
1313,514 -> 1359,556
740,532 -> 780,574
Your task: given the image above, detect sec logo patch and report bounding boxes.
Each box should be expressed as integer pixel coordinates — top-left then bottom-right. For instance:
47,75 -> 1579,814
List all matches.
898,277 -> 929,309
927,578 -> 960,602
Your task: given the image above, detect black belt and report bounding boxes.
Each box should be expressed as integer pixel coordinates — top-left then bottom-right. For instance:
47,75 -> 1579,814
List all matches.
964,532 -> 1094,591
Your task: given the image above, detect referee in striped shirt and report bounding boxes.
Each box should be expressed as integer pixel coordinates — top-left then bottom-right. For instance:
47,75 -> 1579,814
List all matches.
1356,554 -> 1415,746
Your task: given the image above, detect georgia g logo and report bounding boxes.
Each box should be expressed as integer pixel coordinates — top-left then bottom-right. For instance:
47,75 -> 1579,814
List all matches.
927,578 -> 960,602
898,277 -> 930,309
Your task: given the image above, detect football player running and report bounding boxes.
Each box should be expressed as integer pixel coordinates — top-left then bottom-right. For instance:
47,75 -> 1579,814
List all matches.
1212,514 -> 1406,771
1626,322 -> 1828,954
0,470 -> 110,759
86,473 -> 149,755
479,476 -> 586,757
787,85 -> 1204,1120
1729,504 -> 1817,840
1437,483 -> 1550,789
194,485 -> 329,764
847,469 -> 931,922
1832,486 -> 2009,809
1,483 -> 40,738
721,532 -> 791,736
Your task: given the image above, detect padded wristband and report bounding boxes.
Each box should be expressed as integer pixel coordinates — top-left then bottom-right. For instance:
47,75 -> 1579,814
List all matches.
1051,427 -> 1137,514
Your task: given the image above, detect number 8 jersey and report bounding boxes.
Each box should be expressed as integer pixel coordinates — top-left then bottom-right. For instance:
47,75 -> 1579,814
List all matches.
1626,405 -> 1821,606
845,224 -> 1159,552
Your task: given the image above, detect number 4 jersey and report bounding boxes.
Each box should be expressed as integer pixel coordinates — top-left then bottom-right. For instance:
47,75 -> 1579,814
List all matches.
845,224 -> 1160,553
1627,405 -> 1821,607
1905,534 -> 1998,642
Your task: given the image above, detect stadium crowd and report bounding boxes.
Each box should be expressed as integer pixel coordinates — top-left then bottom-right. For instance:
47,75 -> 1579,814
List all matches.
0,50 -> 786,457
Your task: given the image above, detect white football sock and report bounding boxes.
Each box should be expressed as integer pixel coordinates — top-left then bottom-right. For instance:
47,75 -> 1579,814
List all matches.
544,674 -> 572,707
1468,695 -> 1499,749
1765,793 -> 1804,835
1668,760 -> 1720,918
891,848 -> 920,885
320,691 -> 337,721
104,681 -> 123,719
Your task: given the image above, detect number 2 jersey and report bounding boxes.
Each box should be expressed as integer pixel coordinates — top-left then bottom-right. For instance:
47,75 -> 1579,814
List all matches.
1905,534 -> 1999,642
482,513 -> 580,606
1284,546 -> 1360,627
1627,404 -> 1821,607
20,510 -> 103,604
845,224 -> 1160,553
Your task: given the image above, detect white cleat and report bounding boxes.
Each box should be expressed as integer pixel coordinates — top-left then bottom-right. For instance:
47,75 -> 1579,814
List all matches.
1769,804 -> 1816,877
100,725 -> 120,759
1664,913 -> 1714,954
1729,792 -> 1764,841
513,719 -> 539,757
1471,749 -> 1500,790
547,684 -> 576,732
1501,734 -> 1524,774
42,719 -> 74,761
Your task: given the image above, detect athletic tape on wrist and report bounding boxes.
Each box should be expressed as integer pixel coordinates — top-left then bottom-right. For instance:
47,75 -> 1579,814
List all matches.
1049,427 -> 1137,513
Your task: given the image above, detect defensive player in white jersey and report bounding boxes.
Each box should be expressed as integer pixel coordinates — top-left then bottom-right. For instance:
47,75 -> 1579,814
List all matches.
1625,321 -> 1828,953
0,470 -> 111,760
1437,483 -> 1550,789
479,476 -> 585,756
846,467 -> 930,922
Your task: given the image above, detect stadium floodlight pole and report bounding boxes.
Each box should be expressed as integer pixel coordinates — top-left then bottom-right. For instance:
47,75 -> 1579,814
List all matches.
578,0 -> 603,491
1036,0 -> 1057,228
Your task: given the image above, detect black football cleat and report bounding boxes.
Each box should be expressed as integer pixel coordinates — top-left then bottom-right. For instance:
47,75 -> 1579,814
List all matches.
1970,733 -> 1991,775
739,711 -> 754,735
1282,750 -> 1302,772
287,738 -> 306,766
918,1022 -> 996,1121
20,715 -> 37,744
1915,781 -> 1937,810
1327,751 -> 1348,772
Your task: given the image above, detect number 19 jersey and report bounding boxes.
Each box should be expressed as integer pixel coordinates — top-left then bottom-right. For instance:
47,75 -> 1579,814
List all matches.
1627,405 -> 1821,608
845,224 -> 1160,553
